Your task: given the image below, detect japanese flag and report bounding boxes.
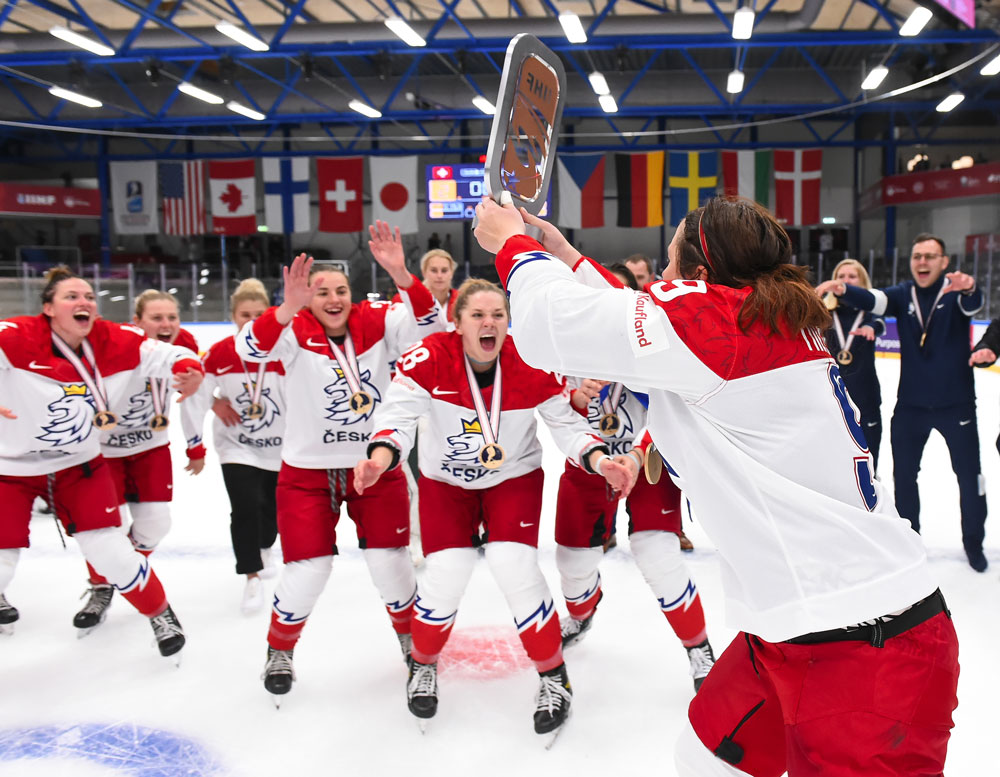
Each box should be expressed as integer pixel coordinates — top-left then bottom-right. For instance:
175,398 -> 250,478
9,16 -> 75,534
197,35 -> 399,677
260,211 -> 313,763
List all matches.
370,155 -> 417,234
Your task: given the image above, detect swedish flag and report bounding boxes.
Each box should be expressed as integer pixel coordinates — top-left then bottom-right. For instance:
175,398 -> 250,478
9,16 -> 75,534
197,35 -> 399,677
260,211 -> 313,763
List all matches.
668,151 -> 718,227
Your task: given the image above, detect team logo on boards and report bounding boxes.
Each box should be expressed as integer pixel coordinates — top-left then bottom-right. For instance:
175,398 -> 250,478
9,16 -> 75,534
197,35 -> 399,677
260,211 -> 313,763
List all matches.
35,383 -> 95,447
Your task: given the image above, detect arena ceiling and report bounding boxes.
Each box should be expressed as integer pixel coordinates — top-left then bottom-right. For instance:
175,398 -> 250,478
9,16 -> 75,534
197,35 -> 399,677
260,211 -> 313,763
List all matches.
0,0 -> 997,158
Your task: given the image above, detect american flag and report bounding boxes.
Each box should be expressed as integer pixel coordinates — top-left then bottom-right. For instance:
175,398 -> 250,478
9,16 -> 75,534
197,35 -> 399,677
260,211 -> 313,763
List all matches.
160,161 -> 205,235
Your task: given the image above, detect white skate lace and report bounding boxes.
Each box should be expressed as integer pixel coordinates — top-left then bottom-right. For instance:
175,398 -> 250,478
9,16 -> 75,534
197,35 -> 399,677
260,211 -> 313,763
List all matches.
264,649 -> 295,680
535,675 -> 571,716
150,610 -> 183,643
408,663 -> 437,699
687,643 -> 715,679
78,585 -> 113,614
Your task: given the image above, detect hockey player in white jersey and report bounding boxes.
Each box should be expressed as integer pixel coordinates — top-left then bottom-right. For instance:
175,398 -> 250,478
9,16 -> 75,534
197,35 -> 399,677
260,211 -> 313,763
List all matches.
0,267 -> 202,657
236,228 -> 442,702
474,196 -> 959,776
183,279 -> 286,614
353,279 -> 633,736
71,289 -> 200,634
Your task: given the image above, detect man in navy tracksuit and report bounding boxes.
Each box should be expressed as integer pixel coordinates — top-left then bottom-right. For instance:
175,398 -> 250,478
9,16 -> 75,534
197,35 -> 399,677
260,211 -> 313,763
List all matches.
830,233 -> 987,572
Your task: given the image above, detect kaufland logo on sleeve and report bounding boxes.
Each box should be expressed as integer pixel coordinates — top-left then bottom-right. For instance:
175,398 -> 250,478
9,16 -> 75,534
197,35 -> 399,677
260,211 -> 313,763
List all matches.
628,293 -> 669,357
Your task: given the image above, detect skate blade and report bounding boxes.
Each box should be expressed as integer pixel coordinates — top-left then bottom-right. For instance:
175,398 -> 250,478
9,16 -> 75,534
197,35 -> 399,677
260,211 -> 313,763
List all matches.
76,625 -> 103,640
542,711 -> 571,750
415,718 -> 430,734
0,623 -> 14,637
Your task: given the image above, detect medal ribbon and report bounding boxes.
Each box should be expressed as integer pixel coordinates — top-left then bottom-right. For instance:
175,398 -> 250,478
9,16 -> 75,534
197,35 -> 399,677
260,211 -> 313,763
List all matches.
149,377 -> 171,420
832,310 -> 866,355
327,333 -> 364,396
239,360 -> 268,409
463,355 -> 502,446
599,382 -> 625,417
51,333 -> 112,413
910,282 -> 949,347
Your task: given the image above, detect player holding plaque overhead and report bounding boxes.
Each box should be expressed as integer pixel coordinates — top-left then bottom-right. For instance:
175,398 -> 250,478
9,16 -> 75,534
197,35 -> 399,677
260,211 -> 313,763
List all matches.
354,279 -> 632,737
235,232 -> 442,702
0,267 -> 201,657
815,260 -> 885,469
71,290 -> 201,634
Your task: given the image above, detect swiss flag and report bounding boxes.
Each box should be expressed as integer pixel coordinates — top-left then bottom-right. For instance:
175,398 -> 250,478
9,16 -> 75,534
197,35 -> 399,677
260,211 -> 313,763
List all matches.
370,155 -> 417,234
774,149 -> 822,226
317,157 -> 363,233
209,159 -> 256,235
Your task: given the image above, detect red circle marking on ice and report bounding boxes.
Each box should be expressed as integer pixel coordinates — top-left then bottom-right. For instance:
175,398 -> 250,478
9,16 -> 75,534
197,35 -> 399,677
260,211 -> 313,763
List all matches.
379,182 -> 409,212
437,625 -> 533,680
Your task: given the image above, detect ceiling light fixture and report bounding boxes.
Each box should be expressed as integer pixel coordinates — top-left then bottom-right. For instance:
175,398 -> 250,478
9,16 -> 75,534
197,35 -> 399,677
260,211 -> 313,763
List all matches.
384,16 -> 426,47
588,71 -> 610,96
935,92 -> 964,112
558,13 -> 587,43
726,69 -> 745,93
349,99 -> 382,118
178,81 -> 224,105
472,95 -> 495,115
49,26 -> 114,57
861,65 -> 889,90
215,20 -> 269,52
732,7 -> 755,40
981,53 -> 1000,77
226,101 -> 265,120
598,94 -> 618,113
48,86 -> 102,108
899,6 -> 933,36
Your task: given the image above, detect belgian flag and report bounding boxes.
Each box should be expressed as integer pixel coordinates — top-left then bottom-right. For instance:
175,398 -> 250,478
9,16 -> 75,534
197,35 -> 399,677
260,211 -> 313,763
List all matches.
615,151 -> 664,228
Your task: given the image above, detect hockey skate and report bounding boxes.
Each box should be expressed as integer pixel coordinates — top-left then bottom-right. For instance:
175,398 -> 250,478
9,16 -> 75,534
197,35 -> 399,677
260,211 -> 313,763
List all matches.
406,659 -> 438,730
560,612 -> 595,648
73,584 -> 114,638
149,606 -> 185,663
262,647 -> 295,706
0,593 -> 18,635
534,664 -> 572,746
397,632 -> 412,663
686,639 -> 716,691
241,576 -> 264,614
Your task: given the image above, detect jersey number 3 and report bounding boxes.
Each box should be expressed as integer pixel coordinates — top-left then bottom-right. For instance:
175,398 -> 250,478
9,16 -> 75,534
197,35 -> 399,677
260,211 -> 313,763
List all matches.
828,364 -> 878,512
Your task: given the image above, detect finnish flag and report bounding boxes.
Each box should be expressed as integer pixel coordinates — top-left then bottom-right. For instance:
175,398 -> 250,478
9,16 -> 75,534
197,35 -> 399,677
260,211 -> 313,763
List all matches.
263,157 -> 311,233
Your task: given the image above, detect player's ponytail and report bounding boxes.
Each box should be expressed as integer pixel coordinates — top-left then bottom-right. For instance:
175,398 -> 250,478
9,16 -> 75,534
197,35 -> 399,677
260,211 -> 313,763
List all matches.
40,264 -> 81,306
230,278 -> 269,315
679,197 -> 830,336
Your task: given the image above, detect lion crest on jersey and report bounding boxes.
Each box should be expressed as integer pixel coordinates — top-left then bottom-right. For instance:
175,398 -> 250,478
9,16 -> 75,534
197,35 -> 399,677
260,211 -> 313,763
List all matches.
234,382 -> 281,433
444,418 -> 487,465
322,367 -> 380,426
35,383 -> 95,447
118,380 -> 156,429
586,396 -> 634,440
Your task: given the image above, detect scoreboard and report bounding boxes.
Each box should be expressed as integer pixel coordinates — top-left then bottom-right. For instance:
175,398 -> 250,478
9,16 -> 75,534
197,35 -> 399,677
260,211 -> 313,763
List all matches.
426,164 -> 486,221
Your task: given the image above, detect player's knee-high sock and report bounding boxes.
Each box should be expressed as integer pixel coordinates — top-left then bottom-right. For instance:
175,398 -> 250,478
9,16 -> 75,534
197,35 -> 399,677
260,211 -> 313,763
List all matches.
631,530 -> 706,646
555,545 -> 603,621
362,547 -> 417,635
267,556 -> 333,651
410,547 -> 476,664
485,542 -> 563,672
85,509 -> 129,584
75,527 -> 167,617
0,548 -> 19,594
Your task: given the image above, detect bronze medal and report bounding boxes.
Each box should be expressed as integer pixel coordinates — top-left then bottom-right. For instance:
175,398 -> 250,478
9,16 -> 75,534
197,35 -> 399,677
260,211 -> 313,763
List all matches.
93,410 -> 118,431
644,443 -> 663,485
350,390 -> 374,415
479,442 -> 505,469
599,412 -> 621,436
247,402 -> 264,420
836,349 -> 853,366
150,413 -> 169,431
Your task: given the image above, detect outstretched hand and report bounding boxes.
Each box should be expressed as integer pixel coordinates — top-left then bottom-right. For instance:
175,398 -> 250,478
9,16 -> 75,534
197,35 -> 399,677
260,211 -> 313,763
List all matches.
520,208 -> 582,268
815,279 -> 845,297
849,325 -> 876,342
277,253 -> 320,323
173,367 -> 204,401
353,458 -> 387,496
970,347 -> 997,367
369,220 -> 412,288
943,272 -> 976,294
601,455 -> 637,499
0,405 -> 15,420
473,194 -> 525,254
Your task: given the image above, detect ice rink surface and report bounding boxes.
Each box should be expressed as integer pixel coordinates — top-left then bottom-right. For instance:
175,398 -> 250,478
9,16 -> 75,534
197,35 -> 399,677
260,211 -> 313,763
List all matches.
2,338 -> 996,776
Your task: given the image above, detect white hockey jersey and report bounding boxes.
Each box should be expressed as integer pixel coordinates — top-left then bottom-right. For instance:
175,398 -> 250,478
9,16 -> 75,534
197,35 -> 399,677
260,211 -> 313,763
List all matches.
567,376 -> 647,459
371,331 -> 606,490
181,334 -> 287,471
498,236 -> 937,643
235,279 -> 437,470
101,328 -> 199,459
0,315 -> 202,477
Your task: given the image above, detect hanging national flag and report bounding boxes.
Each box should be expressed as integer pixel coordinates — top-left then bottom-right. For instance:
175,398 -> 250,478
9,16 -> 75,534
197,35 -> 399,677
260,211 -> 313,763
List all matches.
615,151 -> 664,228
110,161 -> 159,235
209,159 -> 256,235
370,155 -> 417,234
556,153 -> 605,229
263,157 -> 310,234
317,157 -> 363,233
774,149 -> 822,226
160,161 -> 205,236
668,151 -> 718,226
721,150 -> 771,207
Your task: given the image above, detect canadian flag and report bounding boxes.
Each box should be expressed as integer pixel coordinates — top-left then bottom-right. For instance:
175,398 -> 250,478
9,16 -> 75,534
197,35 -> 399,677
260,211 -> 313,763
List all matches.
317,157 -> 363,233
774,149 -> 822,226
209,159 -> 257,235
370,155 -> 417,234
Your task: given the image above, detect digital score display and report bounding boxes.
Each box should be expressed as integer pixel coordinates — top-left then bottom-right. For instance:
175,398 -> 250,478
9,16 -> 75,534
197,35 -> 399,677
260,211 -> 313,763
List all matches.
426,164 -> 486,221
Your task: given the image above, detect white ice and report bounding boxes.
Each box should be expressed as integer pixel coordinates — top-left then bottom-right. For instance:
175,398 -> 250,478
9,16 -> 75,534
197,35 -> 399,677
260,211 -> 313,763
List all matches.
2,331 -> 996,776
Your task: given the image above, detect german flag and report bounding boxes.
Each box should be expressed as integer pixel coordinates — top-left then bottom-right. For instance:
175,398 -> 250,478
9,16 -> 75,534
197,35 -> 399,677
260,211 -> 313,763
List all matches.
615,151 -> 664,228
